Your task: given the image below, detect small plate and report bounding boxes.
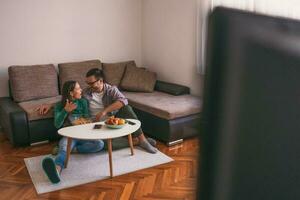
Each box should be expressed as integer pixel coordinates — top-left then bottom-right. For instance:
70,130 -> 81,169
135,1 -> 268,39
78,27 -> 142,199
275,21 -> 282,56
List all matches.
104,121 -> 127,129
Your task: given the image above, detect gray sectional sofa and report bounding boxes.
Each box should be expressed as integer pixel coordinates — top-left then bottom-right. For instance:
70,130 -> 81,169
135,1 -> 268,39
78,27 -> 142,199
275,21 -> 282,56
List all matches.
0,59 -> 202,147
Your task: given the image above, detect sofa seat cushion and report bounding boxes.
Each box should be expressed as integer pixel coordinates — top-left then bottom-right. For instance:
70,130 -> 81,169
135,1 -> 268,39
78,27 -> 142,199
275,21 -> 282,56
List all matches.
8,64 -> 59,102
123,91 -> 202,120
58,60 -> 102,92
18,96 -> 62,121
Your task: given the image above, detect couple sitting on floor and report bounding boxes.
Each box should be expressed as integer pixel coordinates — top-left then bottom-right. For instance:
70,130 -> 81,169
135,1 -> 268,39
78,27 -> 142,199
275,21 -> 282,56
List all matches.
39,68 -> 157,184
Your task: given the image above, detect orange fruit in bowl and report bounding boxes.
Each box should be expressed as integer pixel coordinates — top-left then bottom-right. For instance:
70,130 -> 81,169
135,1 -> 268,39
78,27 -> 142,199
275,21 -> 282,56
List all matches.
112,118 -> 118,125
105,118 -> 114,125
118,119 -> 125,125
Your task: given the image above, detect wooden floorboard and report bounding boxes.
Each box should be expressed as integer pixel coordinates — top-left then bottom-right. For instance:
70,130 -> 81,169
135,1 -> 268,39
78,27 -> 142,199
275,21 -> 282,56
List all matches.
0,132 -> 199,200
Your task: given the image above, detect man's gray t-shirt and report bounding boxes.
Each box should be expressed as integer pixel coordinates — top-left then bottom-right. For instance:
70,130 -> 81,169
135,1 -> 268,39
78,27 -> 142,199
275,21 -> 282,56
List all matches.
88,91 -> 104,119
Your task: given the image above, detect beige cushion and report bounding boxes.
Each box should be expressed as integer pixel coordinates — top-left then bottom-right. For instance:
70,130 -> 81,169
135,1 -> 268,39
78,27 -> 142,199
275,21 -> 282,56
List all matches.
58,60 -> 101,92
18,96 -> 62,121
120,65 -> 157,92
123,91 -> 202,120
102,60 -> 136,87
8,64 -> 59,102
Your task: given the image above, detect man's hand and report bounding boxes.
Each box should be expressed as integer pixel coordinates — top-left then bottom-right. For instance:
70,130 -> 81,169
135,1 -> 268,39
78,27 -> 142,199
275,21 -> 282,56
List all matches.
95,110 -> 108,122
35,104 -> 51,115
95,101 -> 123,121
64,99 -> 77,113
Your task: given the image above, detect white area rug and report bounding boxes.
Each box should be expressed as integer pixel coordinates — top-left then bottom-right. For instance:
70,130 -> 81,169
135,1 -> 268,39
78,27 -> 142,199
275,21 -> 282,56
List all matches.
24,147 -> 173,194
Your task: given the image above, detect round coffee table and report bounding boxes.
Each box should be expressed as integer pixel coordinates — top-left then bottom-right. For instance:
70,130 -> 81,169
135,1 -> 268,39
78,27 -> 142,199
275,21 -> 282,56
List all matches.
57,119 -> 141,177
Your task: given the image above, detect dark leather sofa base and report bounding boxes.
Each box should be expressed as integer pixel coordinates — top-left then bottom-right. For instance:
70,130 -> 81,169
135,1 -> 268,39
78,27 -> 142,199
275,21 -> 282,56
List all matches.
0,97 -> 200,147
29,119 -> 60,145
0,97 -> 60,147
0,97 -> 30,146
132,107 -> 200,146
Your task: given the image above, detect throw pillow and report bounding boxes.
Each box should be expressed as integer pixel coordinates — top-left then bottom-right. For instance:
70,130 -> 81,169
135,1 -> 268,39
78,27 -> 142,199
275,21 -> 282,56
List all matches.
120,65 -> 157,92
102,60 -> 136,87
154,80 -> 190,95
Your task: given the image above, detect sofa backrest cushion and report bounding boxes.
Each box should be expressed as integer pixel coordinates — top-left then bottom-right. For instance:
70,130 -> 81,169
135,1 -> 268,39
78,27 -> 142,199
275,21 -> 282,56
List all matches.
120,65 -> 157,92
8,64 -> 59,102
102,60 -> 136,87
58,59 -> 101,92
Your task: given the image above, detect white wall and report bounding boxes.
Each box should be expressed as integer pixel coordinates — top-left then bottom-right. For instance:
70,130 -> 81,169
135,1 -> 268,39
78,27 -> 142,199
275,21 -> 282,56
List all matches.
141,0 -> 300,97
0,0 -> 142,97
2,0 -> 300,98
142,0 -> 203,96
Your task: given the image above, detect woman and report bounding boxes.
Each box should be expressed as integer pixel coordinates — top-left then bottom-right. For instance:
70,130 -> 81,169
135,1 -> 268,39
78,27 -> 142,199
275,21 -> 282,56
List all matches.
42,81 -> 104,184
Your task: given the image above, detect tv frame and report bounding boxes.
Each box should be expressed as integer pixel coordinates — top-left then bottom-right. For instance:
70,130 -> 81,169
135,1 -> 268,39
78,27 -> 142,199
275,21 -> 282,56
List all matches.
198,7 -> 300,200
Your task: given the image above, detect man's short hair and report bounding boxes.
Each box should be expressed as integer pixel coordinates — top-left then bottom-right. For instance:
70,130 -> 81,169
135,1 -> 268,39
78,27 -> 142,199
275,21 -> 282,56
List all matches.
86,68 -> 104,80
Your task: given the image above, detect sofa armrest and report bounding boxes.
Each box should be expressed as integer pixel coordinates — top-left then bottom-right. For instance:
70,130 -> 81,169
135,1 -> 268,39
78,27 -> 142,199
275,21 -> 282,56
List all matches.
154,80 -> 190,95
0,97 -> 30,146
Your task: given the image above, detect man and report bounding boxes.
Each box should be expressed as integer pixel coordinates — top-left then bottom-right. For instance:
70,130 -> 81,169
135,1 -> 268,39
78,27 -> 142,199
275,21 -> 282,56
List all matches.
38,68 -> 157,153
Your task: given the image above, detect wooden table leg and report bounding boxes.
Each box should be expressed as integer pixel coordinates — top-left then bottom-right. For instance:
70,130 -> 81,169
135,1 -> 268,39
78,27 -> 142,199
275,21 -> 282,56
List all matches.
65,137 -> 72,168
128,134 -> 134,156
107,139 -> 113,177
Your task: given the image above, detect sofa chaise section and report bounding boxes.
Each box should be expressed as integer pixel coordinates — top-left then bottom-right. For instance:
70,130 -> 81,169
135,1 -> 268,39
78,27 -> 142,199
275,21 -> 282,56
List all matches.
123,91 -> 202,146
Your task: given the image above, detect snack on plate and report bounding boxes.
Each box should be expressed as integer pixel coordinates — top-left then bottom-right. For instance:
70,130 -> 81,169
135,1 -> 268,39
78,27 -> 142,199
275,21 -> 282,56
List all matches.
72,117 -> 92,125
105,116 -> 126,125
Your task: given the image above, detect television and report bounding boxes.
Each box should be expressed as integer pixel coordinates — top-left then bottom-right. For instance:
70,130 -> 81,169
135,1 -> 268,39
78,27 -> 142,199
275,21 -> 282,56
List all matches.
198,7 -> 300,200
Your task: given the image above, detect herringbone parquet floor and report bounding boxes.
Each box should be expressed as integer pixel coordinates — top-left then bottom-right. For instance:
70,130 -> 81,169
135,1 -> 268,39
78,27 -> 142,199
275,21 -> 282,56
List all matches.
0,132 -> 199,200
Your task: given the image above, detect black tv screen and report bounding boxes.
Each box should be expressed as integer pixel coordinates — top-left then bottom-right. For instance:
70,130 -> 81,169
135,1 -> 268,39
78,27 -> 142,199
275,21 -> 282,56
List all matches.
199,7 -> 300,200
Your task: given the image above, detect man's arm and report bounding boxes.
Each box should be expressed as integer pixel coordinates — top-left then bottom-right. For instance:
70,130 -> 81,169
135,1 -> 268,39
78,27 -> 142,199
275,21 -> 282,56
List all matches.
109,85 -> 128,106
95,100 -> 124,121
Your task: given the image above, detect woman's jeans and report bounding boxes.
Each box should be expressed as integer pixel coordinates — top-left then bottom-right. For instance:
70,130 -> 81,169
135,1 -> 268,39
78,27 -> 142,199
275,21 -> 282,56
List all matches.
55,137 -> 104,168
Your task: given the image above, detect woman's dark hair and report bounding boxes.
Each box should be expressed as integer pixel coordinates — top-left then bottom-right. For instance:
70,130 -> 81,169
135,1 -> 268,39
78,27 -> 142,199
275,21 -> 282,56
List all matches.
86,68 -> 104,80
61,80 -> 77,107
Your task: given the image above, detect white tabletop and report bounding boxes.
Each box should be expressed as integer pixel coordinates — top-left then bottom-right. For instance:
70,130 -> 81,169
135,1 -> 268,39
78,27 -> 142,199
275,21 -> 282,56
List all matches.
57,119 -> 141,140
